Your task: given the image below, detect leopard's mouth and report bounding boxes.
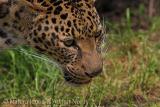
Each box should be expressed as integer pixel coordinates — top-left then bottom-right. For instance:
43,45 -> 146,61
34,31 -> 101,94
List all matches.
63,68 -> 92,85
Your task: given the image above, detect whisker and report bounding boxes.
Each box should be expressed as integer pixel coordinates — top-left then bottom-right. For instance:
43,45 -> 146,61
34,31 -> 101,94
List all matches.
14,48 -> 58,67
101,17 -> 110,57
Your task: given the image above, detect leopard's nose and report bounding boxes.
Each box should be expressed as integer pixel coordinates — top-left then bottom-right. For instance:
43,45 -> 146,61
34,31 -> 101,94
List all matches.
85,68 -> 102,78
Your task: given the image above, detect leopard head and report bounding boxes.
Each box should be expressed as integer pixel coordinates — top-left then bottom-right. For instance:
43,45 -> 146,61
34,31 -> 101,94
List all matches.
26,0 -> 104,85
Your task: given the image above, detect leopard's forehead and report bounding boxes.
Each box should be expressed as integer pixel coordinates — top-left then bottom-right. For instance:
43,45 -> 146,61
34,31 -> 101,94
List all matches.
30,0 -> 101,40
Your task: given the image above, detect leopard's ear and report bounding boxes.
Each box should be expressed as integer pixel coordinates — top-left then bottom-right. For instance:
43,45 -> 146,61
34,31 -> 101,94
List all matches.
21,0 -> 48,12
92,0 -> 96,3
88,0 -> 96,5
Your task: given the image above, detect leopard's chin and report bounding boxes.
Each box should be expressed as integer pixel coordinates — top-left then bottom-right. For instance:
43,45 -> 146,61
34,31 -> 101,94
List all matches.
63,69 -> 92,85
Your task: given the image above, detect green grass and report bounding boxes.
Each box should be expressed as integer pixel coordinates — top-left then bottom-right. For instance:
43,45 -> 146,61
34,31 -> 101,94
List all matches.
0,16 -> 160,107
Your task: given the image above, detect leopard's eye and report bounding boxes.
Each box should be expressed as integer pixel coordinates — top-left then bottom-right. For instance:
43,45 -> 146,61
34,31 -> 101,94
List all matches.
64,39 -> 75,47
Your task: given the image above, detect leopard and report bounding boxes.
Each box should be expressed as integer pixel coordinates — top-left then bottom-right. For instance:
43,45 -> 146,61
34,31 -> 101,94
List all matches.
0,0 -> 104,85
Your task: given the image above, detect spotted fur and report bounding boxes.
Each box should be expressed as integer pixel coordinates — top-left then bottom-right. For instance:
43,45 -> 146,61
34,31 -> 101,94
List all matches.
0,0 -> 104,84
